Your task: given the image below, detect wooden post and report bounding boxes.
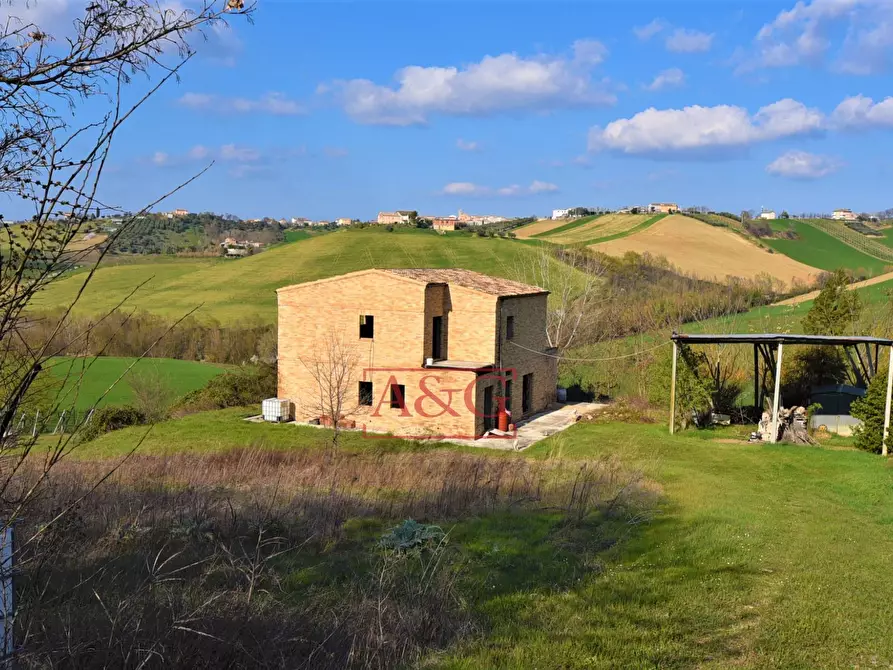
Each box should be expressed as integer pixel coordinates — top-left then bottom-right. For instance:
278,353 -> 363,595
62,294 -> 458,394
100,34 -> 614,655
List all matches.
669,341 -> 678,435
883,346 -> 893,456
771,343 -> 784,444
753,344 -> 760,413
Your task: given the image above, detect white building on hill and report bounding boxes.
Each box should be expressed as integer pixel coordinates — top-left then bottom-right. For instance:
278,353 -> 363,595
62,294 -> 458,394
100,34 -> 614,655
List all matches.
759,209 -> 777,220
552,208 -> 570,220
832,208 -> 858,221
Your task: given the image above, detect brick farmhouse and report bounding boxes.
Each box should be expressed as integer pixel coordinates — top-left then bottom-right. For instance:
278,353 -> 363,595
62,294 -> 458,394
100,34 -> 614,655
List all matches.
277,269 -> 558,438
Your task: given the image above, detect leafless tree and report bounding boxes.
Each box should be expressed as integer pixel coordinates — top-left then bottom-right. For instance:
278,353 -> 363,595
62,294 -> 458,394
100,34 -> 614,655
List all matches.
514,245 -> 604,351
0,0 -> 252,660
300,331 -> 361,450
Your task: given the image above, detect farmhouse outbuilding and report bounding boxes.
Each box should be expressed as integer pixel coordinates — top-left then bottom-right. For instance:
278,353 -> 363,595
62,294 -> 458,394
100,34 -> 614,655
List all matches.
669,332 -> 893,452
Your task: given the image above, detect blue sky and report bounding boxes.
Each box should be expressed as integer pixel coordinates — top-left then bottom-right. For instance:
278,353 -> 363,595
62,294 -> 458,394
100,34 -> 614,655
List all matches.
11,0 -> 893,220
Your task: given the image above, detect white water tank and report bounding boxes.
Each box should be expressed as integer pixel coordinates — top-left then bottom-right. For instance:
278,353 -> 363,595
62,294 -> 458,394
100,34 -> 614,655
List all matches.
262,398 -> 290,422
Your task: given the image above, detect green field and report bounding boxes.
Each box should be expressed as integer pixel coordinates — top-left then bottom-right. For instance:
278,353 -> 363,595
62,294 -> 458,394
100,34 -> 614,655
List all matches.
802,219 -> 893,263
765,221 -> 889,274
33,228 -> 563,324
71,409 -> 893,667
46,356 -> 227,410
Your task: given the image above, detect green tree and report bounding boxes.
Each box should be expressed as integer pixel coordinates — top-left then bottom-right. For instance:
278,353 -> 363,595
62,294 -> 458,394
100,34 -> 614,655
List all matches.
802,269 -> 861,336
780,210 -> 790,219
851,364 -> 889,453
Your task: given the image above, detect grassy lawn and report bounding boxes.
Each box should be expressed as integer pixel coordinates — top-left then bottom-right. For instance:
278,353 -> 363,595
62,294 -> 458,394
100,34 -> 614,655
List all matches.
765,222 -> 888,274
67,411 -> 893,667
33,228 -> 564,324
45,356 -> 228,410
434,422 -> 893,668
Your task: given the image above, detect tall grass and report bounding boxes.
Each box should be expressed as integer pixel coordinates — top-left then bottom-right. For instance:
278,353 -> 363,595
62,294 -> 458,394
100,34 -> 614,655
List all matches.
12,446 -> 654,669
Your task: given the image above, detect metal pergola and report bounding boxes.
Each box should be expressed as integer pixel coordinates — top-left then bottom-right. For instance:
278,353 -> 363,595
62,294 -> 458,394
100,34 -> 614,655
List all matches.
669,332 -> 893,454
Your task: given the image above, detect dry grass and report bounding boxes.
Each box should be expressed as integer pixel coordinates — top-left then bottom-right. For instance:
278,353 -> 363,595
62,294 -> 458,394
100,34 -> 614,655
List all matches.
592,215 -> 820,286
11,445 -> 655,669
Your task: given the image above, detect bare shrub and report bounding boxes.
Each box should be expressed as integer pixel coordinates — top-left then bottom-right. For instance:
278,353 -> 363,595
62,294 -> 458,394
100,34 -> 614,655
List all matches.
129,365 -> 177,423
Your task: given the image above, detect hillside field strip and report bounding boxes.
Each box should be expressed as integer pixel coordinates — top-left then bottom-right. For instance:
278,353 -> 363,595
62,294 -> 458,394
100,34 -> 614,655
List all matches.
801,219 -> 893,263
513,219 -> 569,239
764,221 -> 889,274
32,228 -> 582,324
540,213 -> 651,244
592,215 -> 820,286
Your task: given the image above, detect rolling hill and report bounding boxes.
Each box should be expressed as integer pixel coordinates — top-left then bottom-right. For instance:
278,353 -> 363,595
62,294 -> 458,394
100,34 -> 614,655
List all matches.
32,227 -> 577,324
591,215 -> 820,286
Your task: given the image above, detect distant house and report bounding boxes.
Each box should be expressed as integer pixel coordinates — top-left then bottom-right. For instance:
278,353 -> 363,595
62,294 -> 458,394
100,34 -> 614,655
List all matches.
291,217 -> 310,226
432,217 -> 457,231
759,210 -> 777,220
336,217 -> 352,226
377,211 -> 414,225
172,209 -> 189,217
226,247 -> 249,257
833,208 -> 859,222
649,202 -> 678,214
552,208 -> 570,220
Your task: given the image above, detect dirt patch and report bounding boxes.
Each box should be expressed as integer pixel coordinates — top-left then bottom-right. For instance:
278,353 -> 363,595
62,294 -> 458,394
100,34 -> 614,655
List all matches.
591,215 -> 820,287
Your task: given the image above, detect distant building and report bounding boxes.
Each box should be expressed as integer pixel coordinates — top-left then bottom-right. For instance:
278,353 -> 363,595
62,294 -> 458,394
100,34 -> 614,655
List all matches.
649,202 -> 678,214
432,217 -> 457,231
291,217 -> 310,226
833,208 -> 859,222
759,210 -> 777,220
172,209 -> 189,217
377,211 -> 414,225
552,208 -> 571,220
226,247 -> 249,257
336,217 -> 352,226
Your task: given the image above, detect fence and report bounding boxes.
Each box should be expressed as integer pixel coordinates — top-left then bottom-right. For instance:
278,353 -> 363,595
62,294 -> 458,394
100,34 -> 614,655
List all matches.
6,408 -> 94,437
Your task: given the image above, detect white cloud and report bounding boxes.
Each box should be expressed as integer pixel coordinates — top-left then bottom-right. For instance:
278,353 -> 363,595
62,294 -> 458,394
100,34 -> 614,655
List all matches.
745,0 -> 893,73
219,144 -> 261,162
634,19 -> 666,40
177,92 -> 304,115
832,94 -> 893,128
588,98 -> 824,155
323,146 -> 349,158
766,150 -> 841,179
324,41 -> 615,126
665,28 -> 715,53
442,180 -> 558,197
151,151 -> 169,166
457,139 -> 480,151
645,67 -> 685,91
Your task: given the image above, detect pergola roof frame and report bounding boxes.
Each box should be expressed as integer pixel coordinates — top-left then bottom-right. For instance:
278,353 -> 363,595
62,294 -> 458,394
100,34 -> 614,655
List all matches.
668,331 -> 893,455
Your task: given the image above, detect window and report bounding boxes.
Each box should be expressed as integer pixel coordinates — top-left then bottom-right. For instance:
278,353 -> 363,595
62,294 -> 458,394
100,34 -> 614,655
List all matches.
358,381 -> 373,406
506,315 -> 515,340
359,314 -> 374,339
390,383 -> 406,410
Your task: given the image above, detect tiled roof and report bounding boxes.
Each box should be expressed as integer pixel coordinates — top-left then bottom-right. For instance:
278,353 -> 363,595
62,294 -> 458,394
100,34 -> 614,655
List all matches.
382,268 -> 547,297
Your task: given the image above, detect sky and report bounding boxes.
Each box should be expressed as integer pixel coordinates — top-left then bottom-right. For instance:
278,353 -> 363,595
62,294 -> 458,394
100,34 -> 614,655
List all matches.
6,0 -> 893,220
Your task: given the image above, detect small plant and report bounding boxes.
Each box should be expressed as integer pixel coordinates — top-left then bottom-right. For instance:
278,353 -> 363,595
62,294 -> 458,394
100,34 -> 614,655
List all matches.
77,405 -> 146,443
379,519 -> 446,552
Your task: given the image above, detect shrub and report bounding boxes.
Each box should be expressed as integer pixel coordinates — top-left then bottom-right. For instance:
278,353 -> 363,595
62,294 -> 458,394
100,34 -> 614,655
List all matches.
129,366 -> 177,423
78,405 -> 146,443
851,366 -> 888,453
379,520 -> 446,553
177,363 -> 276,413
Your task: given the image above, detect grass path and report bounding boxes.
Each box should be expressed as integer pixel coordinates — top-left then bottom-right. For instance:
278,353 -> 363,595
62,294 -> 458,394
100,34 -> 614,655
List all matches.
774,269 -> 893,306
